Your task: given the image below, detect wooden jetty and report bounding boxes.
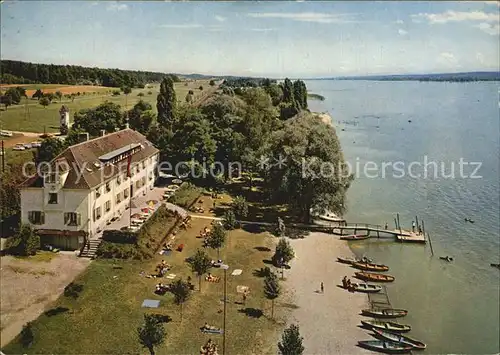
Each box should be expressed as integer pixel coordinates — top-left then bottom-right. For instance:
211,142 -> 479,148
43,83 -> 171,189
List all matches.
328,223 -> 426,243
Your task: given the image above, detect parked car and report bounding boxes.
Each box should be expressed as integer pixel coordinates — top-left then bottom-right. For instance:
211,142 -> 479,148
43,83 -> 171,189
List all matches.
31,141 -> 42,147
13,144 -> 26,151
23,143 -> 33,149
0,130 -> 13,137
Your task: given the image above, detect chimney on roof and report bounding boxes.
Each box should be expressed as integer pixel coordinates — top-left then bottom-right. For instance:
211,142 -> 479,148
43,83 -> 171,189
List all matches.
78,132 -> 89,143
100,129 -> 106,137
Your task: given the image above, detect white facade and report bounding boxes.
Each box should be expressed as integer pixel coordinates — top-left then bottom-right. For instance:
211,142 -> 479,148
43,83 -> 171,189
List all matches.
20,153 -> 159,247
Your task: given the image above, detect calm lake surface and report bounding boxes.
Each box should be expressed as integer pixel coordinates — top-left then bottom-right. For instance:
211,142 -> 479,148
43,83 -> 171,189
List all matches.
306,80 -> 500,354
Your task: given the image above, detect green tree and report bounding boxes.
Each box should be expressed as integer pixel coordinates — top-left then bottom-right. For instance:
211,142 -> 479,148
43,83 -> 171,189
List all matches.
127,100 -> 155,135
278,324 -> 304,355
223,209 -> 237,230
185,93 -> 193,104
1,95 -> 13,110
293,80 -> 308,109
73,101 -> 124,136
209,79 -> 215,86
137,313 -> 166,355
207,223 -> 226,259
199,85 -> 203,91
34,136 -> 65,164
122,86 -> 132,109
15,86 -> 27,98
273,237 -> 295,268
232,195 -> 248,219
188,249 -> 212,291
170,278 -> 192,321
39,96 -> 50,108
20,322 -> 34,348
263,272 -> 280,318
6,224 -> 40,256
55,90 -> 63,102
157,76 -> 176,128
266,112 -> 352,222
32,89 -> 44,100
4,87 -> 21,104
281,78 -> 295,105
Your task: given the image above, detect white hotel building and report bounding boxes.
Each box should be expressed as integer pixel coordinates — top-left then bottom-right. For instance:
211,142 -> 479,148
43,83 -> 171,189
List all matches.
20,129 -> 159,250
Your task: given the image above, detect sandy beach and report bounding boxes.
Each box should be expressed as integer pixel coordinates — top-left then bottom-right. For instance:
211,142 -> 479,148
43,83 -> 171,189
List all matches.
283,232 -> 372,354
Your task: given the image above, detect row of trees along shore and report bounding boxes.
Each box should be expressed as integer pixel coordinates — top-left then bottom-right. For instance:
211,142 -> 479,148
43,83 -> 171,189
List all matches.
0,59 -> 179,87
1,76 -> 352,229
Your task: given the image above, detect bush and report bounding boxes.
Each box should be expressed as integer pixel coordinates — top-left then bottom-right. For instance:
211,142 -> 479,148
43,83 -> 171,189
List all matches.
64,282 -> 84,299
102,230 -> 138,244
96,206 -> 177,259
169,183 -> 202,208
6,224 -> 40,256
147,91 -> 153,95
112,90 -> 121,96
20,322 -> 34,348
209,80 -> 215,86
138,92 -> 144,97
199,85 -> 203,91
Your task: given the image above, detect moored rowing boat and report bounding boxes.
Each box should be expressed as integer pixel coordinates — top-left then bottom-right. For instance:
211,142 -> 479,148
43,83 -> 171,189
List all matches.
351,283 -> 382,293
361,308 -> 408,318
372,328 -> 426,350
358,340 -> 413,354
340,234 -> 370,241
361,320 -> 412,333
352,261 -> 389,272
355,271 -> 395,282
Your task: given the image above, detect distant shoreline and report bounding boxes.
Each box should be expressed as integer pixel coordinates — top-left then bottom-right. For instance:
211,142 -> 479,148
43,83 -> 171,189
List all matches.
306,71 -> 500,83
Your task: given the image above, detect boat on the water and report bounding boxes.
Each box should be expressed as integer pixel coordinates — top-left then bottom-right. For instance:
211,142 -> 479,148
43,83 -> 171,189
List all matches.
490,263 -> 500,269
372,328 -> 426,350
358,340 -> 413,354
361,308 -> 408,318
337,256 -> 372,265
355,271 -> 395,282
351,283 -> 382,293
352,262 -> 389,272
340,234 -> 370,241
361,320 -> 412,333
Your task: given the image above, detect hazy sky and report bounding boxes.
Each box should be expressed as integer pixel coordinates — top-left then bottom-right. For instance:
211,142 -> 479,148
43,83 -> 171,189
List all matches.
1,1 -> 499,77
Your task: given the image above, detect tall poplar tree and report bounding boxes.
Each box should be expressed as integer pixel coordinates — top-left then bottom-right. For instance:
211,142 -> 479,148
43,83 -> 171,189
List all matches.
157,76 -> 177,128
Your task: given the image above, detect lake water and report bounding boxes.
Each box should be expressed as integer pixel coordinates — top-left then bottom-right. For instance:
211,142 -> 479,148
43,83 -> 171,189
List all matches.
306,80 -> 500,354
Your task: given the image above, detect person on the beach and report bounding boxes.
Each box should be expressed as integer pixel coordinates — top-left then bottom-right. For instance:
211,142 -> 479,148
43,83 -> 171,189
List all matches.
384,222 -> 388,230
342,276 -> 348,288
412,221 -> 416,232
320,282 -> 324,293
418,226 -> 422,235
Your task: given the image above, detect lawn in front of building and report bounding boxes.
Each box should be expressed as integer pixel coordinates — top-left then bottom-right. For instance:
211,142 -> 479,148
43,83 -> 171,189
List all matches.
2,196 -> 287,355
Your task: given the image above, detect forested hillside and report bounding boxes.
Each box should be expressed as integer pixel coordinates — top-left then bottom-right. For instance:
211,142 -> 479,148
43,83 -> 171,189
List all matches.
0,60 -> 179,87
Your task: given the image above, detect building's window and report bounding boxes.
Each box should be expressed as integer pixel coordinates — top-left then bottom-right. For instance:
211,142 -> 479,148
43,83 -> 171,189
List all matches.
136,165 -> 140,173
94,207 -> 101,221
136,180 -> 141,189
149,172 -> 153,181
116,176 -> 121,185
123,173 -> 126,181
45,173 -> 56,184
124,188 -> 129,198
96,187 -> 101,199
142,161 -> 146,169
105,182 -> 111,192
142,176 -> 146,186
64,212 -> 80,226
105,200 -> 111,212
116,192 -> 121,204
48,193 -> 58,204
28,211 -> 45,225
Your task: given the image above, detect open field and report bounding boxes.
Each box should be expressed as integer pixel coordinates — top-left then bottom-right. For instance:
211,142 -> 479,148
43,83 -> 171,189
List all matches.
0,252 -> 91,347
1,193 -> 287,354
0,80 -> 214,133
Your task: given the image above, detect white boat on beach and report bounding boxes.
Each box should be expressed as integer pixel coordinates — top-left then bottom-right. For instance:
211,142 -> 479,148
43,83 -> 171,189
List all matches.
317,211 -> 346,223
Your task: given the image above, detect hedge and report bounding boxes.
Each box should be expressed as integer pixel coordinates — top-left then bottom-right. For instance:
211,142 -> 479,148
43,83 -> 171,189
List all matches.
102,230 -> 138,244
